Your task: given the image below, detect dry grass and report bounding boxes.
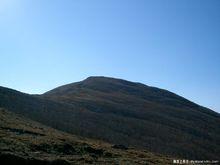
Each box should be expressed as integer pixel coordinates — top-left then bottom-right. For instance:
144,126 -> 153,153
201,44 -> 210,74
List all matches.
0,108 -> 173,164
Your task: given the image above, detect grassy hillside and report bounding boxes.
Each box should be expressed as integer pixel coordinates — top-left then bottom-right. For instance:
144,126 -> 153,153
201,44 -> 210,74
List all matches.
43,77 -> 220,159
0,108 -> 173,164
0,76 -> 219,160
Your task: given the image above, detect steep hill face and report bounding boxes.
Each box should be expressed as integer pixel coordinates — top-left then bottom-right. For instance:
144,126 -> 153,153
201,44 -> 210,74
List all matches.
43,77 -> 220,159
0,76 -> 219,160
44,76 -> 200,109
44,76 -> 217,116
0,108 -> 173,164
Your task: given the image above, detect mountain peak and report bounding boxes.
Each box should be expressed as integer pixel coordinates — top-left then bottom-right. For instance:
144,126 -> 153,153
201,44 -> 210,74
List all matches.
83,76 -> 139,84
82,76 -> 144,89
0,77 -> 219,160
44,76 -> 203,111
85,76 -> 109,80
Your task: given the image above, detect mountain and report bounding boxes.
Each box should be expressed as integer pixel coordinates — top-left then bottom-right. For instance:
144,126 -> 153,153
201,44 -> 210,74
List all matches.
0,76 -> 219,160
0,108 -> 173,164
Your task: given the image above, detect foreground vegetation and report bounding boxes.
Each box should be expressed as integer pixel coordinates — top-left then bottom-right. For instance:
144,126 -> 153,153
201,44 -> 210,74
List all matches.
0,108 -> 173,164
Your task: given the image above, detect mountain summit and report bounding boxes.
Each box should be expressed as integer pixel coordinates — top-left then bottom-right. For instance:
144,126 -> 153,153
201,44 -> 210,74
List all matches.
0,76 -> 219,159
45,76 -> 204,110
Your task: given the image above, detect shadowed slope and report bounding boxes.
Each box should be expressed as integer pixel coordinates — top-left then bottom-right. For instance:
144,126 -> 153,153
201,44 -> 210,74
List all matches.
0,76 -> 219,159
43,77 -> 220,159
0,108 -> 173,165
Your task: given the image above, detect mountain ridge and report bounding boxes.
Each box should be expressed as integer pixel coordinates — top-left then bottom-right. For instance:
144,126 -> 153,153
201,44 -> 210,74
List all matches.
44,76 -> 218,116
0,76 -> 219,159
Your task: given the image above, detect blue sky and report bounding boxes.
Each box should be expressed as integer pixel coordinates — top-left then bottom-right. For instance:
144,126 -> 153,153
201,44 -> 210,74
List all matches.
0,0 -> 219,112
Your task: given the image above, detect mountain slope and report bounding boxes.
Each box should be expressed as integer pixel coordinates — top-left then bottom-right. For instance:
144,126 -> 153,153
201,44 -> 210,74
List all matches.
0,76 -> 219,160
0,108 -> 173,164
43,77 -> 220,159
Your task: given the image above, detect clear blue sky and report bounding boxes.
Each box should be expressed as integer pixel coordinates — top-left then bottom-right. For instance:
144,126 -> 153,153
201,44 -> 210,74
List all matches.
0,0 -> 219,112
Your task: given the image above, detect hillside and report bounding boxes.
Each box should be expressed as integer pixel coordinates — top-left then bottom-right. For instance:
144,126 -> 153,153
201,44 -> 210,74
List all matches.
0,108 -> 173,164
0,76 -> 219,160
